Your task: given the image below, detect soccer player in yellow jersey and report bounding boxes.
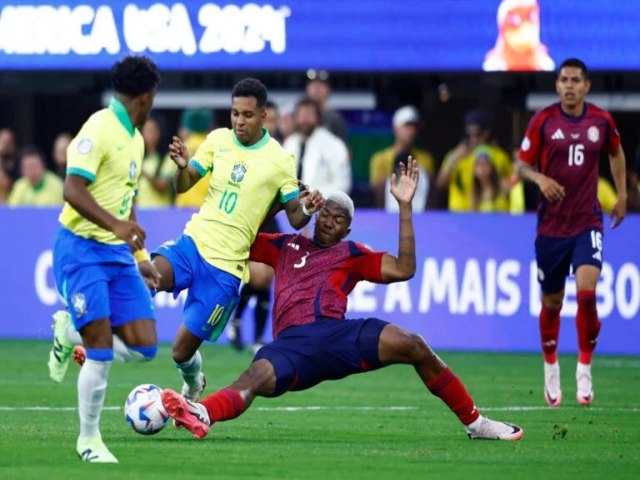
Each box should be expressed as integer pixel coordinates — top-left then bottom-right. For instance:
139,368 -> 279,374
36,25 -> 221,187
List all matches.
47,56 -> 161,463
152,78 -> 324,402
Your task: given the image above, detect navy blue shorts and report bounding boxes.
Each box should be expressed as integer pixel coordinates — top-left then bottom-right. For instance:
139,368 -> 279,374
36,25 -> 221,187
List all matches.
254,318 -> 389,397
535,228 -> 603,294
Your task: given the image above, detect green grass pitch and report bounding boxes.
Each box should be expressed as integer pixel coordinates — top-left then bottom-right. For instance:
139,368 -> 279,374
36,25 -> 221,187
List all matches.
0,340 -> 638,479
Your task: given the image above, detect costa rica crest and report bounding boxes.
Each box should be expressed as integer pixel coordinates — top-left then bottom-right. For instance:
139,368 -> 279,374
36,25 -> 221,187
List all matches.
231,163 -> 247,182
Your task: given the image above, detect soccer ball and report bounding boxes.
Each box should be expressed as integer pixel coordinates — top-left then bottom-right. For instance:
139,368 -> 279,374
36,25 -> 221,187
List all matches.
124,384 -> 169,435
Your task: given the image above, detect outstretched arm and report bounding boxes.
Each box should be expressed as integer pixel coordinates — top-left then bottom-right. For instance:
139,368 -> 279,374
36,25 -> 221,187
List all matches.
380,157 -> 418,283
168,136 -> 202,193
282,188 -> 325,230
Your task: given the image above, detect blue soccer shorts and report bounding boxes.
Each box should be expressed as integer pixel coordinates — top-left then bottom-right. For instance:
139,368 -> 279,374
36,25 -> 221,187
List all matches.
152,234 -> 240,342
254,317 -> 389,396
53,228 -> 155,331
535,227 -> 604,294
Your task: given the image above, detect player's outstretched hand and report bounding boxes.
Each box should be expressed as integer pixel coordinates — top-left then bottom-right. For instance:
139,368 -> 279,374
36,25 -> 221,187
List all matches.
138,260 -> 162,289
168,136 -> 189,169
113,220 -> 146,251
609,198 -> 626,229
537,175 -> 565,203
390,156 -> 419,205
302,189 -> 325,214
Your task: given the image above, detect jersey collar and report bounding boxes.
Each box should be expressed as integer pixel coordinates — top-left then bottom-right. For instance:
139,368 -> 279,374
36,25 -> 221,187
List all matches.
232,128 -> 270,150
109,97 -> 136,137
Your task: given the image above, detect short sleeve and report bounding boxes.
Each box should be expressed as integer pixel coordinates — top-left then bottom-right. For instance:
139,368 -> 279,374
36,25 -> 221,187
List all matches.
603,113 -> 621,156
249,233 -> 287,268
278,153 -> 300,204
66,121 -> 105,183
190,132 -> 216,177
519,110 -> 545,166
369,151 -> 388,185
347,241 -> 385,283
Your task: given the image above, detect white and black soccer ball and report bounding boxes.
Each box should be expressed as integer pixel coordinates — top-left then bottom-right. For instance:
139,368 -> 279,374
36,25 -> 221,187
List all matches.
124,384 -> 169,435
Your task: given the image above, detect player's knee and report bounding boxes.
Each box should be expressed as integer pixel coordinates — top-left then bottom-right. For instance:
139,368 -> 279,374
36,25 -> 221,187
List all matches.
130,344 -> 158,361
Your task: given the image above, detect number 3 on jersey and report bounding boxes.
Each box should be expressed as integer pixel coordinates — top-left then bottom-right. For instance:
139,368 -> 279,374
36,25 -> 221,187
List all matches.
568,144 -> 584,166
218,188 -> 238,214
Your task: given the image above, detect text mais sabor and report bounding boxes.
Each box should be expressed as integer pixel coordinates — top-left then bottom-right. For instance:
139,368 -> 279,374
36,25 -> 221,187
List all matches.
0,3 -> 290,55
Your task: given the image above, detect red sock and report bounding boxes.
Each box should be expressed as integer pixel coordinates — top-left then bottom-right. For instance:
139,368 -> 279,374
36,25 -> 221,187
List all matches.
539,304 -> 561,364
426,368 -> 480,426
200,388 -> 246,423
576,290 -> 600,365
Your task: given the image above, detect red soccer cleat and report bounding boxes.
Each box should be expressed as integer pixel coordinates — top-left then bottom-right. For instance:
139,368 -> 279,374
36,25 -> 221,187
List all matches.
72,345 -> 86,366
160,389 -> 210,439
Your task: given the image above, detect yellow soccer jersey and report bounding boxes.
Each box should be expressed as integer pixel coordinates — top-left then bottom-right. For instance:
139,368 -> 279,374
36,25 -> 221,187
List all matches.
59,97 -> 144,244
184,128 -> 299,281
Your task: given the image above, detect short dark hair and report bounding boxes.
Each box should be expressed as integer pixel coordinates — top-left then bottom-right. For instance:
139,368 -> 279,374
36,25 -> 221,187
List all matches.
558,58 -> 589,79
265,100 -> 278,111
231,78 -> 268,108
18,145 -> 45,162
111,55 -> 160,97
295,96 -> 323,120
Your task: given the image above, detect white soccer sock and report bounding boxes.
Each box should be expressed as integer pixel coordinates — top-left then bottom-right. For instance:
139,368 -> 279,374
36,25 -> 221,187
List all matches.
77,359 -> 111,440
113,335 -> 147,363
66,325 -> 82,345
176,350 -> 202,390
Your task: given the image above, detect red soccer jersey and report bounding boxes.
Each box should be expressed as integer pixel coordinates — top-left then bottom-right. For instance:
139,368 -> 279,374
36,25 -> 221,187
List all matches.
519,102 -> 621,237
249,233 -> 385,338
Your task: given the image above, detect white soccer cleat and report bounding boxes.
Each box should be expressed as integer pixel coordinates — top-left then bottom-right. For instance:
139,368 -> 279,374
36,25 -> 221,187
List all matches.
181,372 -> 207,402
47,310 -> 74,383
544,362 -> 562,407
466,416 -> 524,441
76,436 -> 119,463
576,363 -> 594,405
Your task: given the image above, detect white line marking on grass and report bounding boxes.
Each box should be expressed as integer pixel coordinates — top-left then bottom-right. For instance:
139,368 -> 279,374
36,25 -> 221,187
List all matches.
1,405 -> 638,413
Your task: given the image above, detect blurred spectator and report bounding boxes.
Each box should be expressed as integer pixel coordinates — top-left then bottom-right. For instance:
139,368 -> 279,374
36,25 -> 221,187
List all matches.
51,132 -> 72,178
483,0 -> 554,72
174,108 -> 213,207
305,69 -> 349,143
596,177 -> 617,213
137,116 -> 176,207
436,111 -> 511,212
264,100 -> 282,143
0,127 -> 18,180
369,106 -> 434,212
471,146 -> 509,212
630,144 -> 640,212
284,97 -> 351,195
277,102 -> 296,144
0,169 -> 11,203
8,146 -> 63,206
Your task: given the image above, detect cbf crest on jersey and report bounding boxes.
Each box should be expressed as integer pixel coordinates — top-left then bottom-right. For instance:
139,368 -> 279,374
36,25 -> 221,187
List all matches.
231,163 -> 247,183
129,160 -> 137,181
71,292 -> 87,318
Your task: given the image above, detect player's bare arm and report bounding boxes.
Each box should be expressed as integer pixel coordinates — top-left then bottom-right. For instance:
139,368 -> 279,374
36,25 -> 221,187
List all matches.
63,174 -> 145,251
381,156 -> 418,283
608,146 -> 627,229
283,188 -> 325,229
169,136 -> 201,193
517,160 -> 565,203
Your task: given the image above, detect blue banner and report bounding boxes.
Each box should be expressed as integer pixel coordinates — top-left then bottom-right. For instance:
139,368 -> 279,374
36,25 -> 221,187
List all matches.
0,207 -> 638,354
0,1 -> 638,71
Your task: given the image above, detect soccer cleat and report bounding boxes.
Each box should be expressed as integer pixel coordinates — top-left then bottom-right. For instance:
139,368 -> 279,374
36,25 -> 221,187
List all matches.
161,389 -> 210,439
576,363 -> 594,405
466,416 -> 524,441
72,345 -> 86,366
182,372 -> 207,402
47,310 -> 75,383
76,436 -> 119,463
544,362 -> 562,407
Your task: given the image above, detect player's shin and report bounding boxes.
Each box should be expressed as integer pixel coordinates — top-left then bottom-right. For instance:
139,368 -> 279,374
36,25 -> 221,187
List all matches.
176,350 -> 206,401
576,290 -> 600,365
425,368 -> 480,426
77,350 -> 112,440
200,387 -> 247,423
540,305 -> 561,364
